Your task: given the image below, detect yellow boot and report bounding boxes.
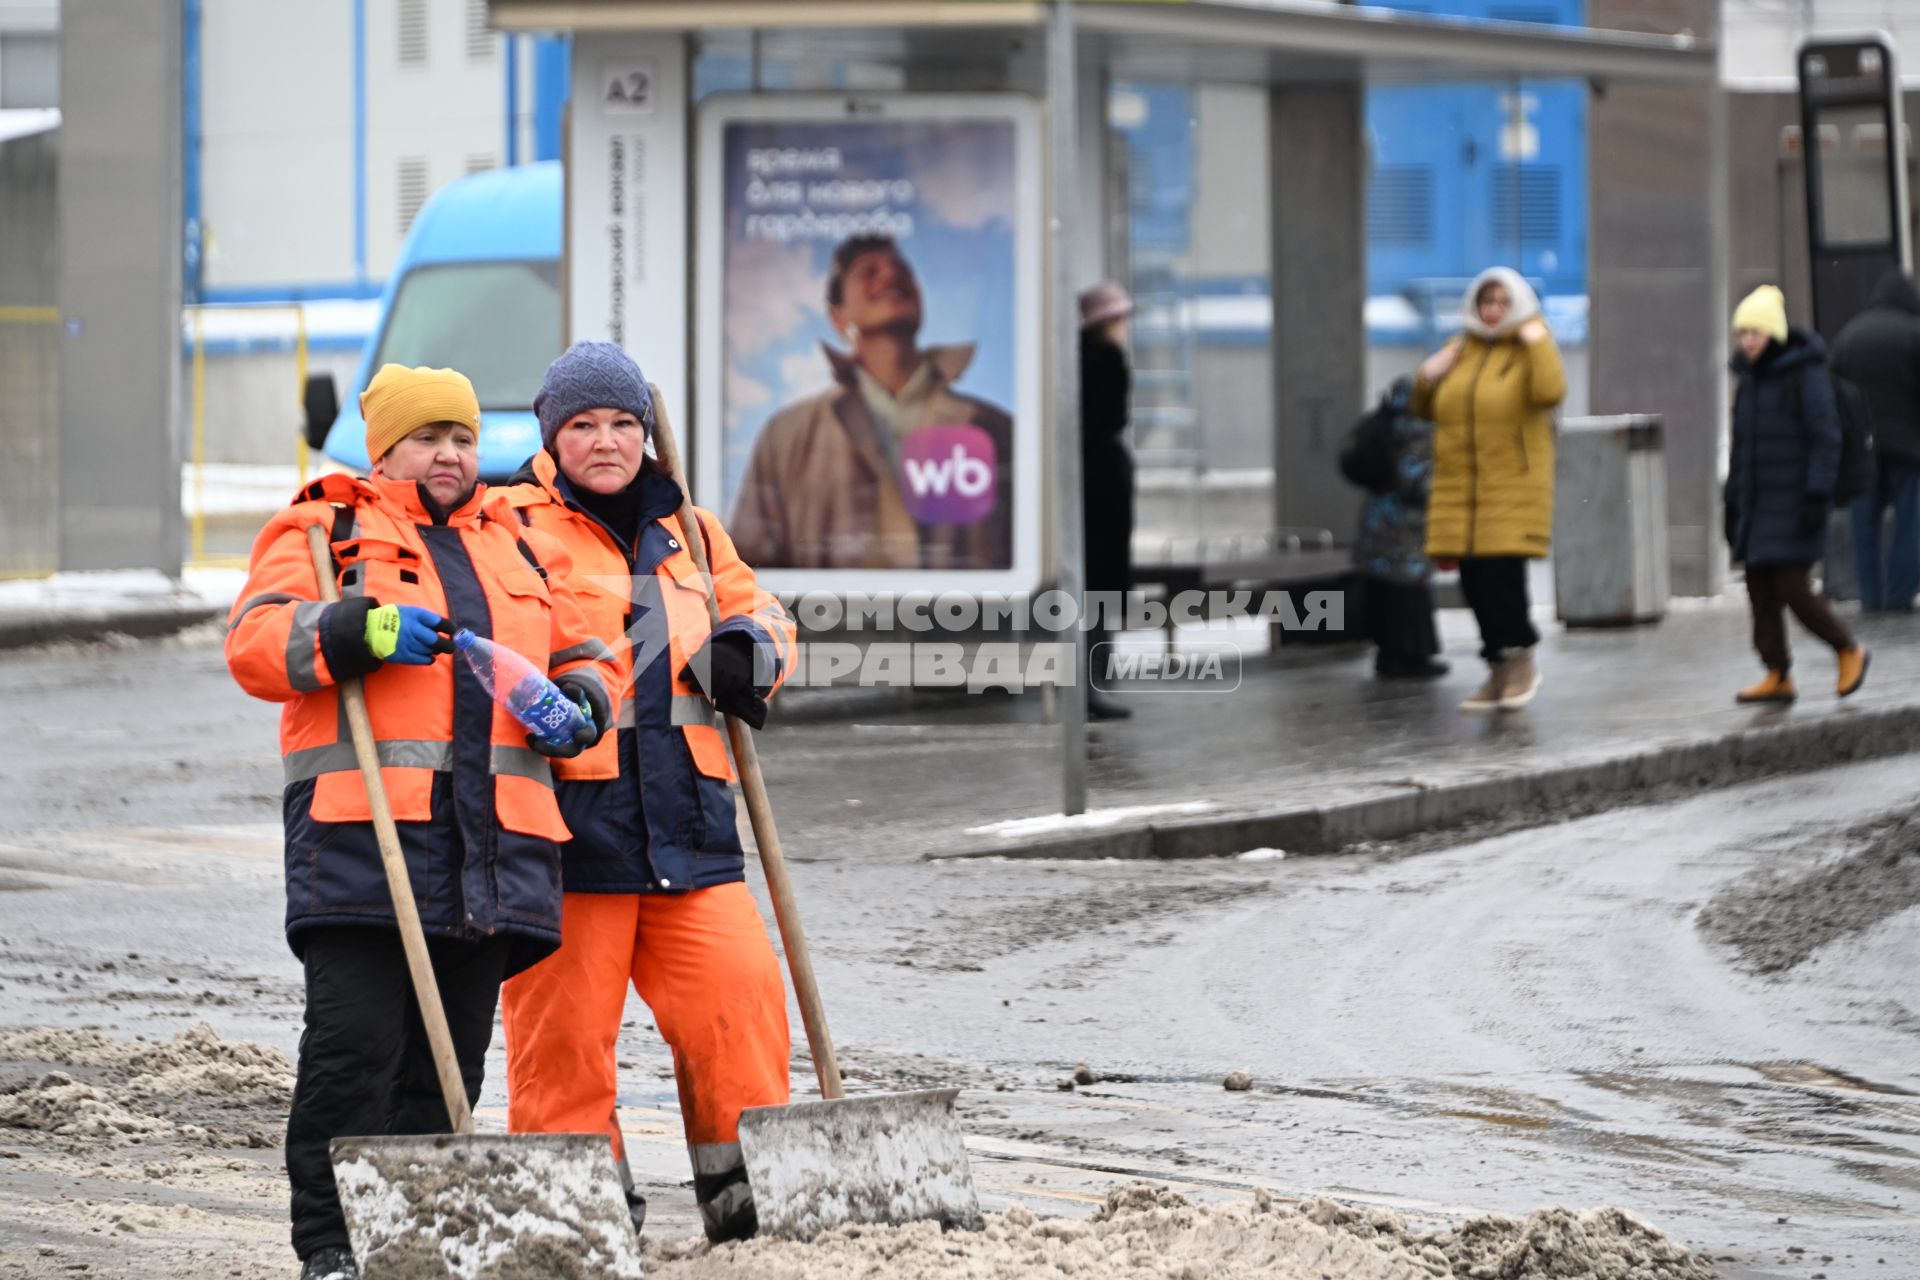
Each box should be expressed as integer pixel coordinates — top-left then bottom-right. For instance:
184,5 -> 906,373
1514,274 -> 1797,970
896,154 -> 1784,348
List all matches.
1736,670 -> 1796,704
1837,644 -> 1870,697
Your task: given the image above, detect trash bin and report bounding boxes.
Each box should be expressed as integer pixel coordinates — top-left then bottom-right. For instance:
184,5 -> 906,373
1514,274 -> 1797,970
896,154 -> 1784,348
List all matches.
1552,415 -> 1668,626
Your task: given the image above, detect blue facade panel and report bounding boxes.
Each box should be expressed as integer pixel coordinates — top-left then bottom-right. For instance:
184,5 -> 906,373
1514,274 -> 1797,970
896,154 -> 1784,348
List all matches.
1366,0 -> 1588,299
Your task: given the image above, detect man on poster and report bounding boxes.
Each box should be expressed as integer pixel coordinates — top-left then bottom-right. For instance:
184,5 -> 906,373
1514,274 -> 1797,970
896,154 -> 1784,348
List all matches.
729,234 -> 1013,570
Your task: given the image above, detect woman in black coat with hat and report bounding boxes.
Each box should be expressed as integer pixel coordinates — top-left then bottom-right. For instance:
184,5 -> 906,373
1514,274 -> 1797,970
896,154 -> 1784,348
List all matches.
1081,282 -> 1135,721
1725,284 -> 1869,704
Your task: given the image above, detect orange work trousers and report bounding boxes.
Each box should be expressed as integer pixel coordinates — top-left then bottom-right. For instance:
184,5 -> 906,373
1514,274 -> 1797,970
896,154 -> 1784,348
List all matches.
501,883 -> 790,1240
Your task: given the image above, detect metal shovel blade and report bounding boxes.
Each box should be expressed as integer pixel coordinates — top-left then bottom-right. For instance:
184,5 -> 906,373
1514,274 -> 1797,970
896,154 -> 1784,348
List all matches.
736,1087 -> 981,1241
331,1133 -> 642,1279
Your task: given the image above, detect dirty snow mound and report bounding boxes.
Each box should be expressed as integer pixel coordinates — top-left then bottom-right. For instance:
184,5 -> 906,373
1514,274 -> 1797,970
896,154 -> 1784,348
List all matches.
0,1071 -> 173,1140
643,1185 -> 1721,1280
649,1184 -> 1439,1279
0,1022 -> 292,1147
1306,1195 -> 1718,1279
1697,808 -> 1920,974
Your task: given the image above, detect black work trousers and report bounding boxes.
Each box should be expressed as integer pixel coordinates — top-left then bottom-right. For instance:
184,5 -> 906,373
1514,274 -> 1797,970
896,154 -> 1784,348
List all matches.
287,926 -> 511,1260
1745,563 -> 1852,673
1457,556 -> 1539,663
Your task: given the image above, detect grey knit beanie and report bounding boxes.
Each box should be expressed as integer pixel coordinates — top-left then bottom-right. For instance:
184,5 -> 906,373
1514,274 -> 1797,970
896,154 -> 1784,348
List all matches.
533,341 -> 655,449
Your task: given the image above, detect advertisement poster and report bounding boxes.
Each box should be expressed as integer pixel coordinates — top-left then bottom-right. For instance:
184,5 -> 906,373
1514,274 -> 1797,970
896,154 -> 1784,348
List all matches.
696,94 -> 1042,594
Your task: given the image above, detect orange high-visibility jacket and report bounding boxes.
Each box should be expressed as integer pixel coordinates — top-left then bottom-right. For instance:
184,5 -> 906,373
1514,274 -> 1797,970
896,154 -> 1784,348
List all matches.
504,451 -> 797,893
225,472 -> 621,970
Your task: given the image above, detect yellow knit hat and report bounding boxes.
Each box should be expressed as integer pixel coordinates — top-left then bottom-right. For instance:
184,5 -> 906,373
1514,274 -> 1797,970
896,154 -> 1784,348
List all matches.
1732,285 -> 1789,345
359,364 -> 483,463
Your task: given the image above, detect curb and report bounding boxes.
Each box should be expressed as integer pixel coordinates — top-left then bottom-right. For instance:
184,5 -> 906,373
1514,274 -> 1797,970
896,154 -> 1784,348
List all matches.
933,703 -> 1920,862
0,603 -> 224,651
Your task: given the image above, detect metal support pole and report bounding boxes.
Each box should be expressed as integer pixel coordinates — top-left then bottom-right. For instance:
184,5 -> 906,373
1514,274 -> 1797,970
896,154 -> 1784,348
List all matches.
1047,1 -> 1088,816
1706,59 -> 1731,595
57,0 -> 185,574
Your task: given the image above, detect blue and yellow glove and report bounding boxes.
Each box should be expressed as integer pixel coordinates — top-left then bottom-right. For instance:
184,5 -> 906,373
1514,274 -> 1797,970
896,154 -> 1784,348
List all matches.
364,604 -> 455,665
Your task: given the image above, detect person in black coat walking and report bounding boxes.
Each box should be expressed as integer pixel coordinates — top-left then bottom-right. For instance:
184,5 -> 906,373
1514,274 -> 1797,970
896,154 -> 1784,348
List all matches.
1831,267 -> 1920,611
1080,281 -> 1136,721
1725,285 -> 1869,704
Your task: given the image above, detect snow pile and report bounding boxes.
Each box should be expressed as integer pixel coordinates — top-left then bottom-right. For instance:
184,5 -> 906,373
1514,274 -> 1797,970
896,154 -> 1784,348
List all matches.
646,1184 -> 1720,1280
1303,1194 -> 1718,1280
1698,807 -> 1920,974
0,1023 -> 293,1147
966,802 -> 1215,840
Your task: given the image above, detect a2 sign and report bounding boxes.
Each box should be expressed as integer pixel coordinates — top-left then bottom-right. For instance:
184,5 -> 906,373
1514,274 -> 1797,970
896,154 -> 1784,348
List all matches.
602,61 -> 655,116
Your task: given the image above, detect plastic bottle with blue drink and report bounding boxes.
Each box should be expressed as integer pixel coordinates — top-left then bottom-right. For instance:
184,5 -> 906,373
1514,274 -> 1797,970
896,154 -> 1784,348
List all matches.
452,628 -> 590,749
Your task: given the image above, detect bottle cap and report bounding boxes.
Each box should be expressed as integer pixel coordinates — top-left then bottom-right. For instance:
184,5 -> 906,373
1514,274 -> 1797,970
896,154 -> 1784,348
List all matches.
452,628 -> 477,649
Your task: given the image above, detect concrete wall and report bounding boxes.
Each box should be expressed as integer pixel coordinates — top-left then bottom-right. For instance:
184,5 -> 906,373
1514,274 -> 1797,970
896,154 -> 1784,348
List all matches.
1579,0 -> 1723,597
1723,0 -> 1920,82
1587,77 -> 1720,598
199,1 -> 356,289
1189,84 -> 1274,477
0,131 -> 57,576
57,0 -> 184,574
180,348 -> 362,467
198,0 -> 508,294
0,0 -> 57,109
1190,84 -> 1270,280
363,0 -> 506,279
1270,84 -> 1366,540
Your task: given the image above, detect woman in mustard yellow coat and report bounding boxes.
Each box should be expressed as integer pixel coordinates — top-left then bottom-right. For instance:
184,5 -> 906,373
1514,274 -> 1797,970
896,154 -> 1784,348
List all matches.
1413,267 -> 1566,712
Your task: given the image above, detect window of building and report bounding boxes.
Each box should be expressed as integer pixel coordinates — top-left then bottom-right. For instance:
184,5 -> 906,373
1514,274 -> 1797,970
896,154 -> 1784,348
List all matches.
397,157 -> 429,236
466,0 -> 494,62
398,0 -> 428,68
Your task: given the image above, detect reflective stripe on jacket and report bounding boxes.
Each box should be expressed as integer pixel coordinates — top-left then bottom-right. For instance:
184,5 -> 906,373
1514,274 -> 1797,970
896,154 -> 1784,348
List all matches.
505,451 -> 797,893
225,472 -> 622,973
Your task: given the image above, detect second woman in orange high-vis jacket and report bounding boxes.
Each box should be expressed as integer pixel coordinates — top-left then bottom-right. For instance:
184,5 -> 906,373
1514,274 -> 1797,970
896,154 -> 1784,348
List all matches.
225,364 -> 620,1280
499,341 -> 799,1244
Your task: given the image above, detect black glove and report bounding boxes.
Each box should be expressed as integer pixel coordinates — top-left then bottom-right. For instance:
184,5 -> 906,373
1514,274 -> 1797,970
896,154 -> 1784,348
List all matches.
317,596 -> 383,682
681,631 -> 770,730
525,681 -> 608,759
559,676 -> 612,749
1800,493 -> 1831,537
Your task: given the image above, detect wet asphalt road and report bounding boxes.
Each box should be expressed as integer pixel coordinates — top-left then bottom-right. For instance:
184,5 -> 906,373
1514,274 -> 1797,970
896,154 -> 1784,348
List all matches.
0,631 -> 1916,1277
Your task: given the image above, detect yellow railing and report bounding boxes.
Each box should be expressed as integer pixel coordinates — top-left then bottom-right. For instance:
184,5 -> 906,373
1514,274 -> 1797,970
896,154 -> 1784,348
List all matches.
0,306 -> 60,579
185,303 -> 312,569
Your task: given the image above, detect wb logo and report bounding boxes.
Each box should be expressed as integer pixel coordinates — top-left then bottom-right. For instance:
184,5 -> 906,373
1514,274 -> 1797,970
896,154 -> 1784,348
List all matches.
899,424 -> 996,525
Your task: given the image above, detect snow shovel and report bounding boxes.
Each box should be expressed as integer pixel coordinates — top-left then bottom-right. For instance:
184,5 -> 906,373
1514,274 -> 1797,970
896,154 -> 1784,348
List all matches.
303,524 -> 643,1280
648,392 -> 981,1242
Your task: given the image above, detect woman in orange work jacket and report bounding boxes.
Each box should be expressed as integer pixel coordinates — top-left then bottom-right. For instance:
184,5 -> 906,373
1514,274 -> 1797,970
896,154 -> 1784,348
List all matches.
225,364 -> 618,1280
499,342 -> 799,1243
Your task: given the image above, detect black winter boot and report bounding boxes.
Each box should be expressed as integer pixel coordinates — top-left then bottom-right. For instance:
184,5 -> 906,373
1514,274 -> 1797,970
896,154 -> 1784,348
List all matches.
299,1247 -> 359,1280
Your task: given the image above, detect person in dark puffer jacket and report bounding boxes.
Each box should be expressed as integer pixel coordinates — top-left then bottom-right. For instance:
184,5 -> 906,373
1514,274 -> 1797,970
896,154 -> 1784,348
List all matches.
1830,267 -> 1920,611
1724,285 -> 1870,704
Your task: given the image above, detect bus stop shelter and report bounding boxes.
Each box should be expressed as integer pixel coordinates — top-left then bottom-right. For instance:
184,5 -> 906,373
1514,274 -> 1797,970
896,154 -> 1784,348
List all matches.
488,0 -> 1722,811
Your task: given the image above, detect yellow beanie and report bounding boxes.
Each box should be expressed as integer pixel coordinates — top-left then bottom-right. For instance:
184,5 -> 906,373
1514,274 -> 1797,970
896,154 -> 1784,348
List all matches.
359,364 -> 482,463
1733,285 -> 1789,345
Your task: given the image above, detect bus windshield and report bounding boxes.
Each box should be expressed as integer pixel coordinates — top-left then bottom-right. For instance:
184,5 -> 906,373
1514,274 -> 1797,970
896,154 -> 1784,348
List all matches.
370,260 -> 562,410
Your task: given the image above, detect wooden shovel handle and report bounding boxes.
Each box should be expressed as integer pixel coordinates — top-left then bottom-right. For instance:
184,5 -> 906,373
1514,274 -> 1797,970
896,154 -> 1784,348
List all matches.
306,523 -> 476,1133
646,390 -> 844,1101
